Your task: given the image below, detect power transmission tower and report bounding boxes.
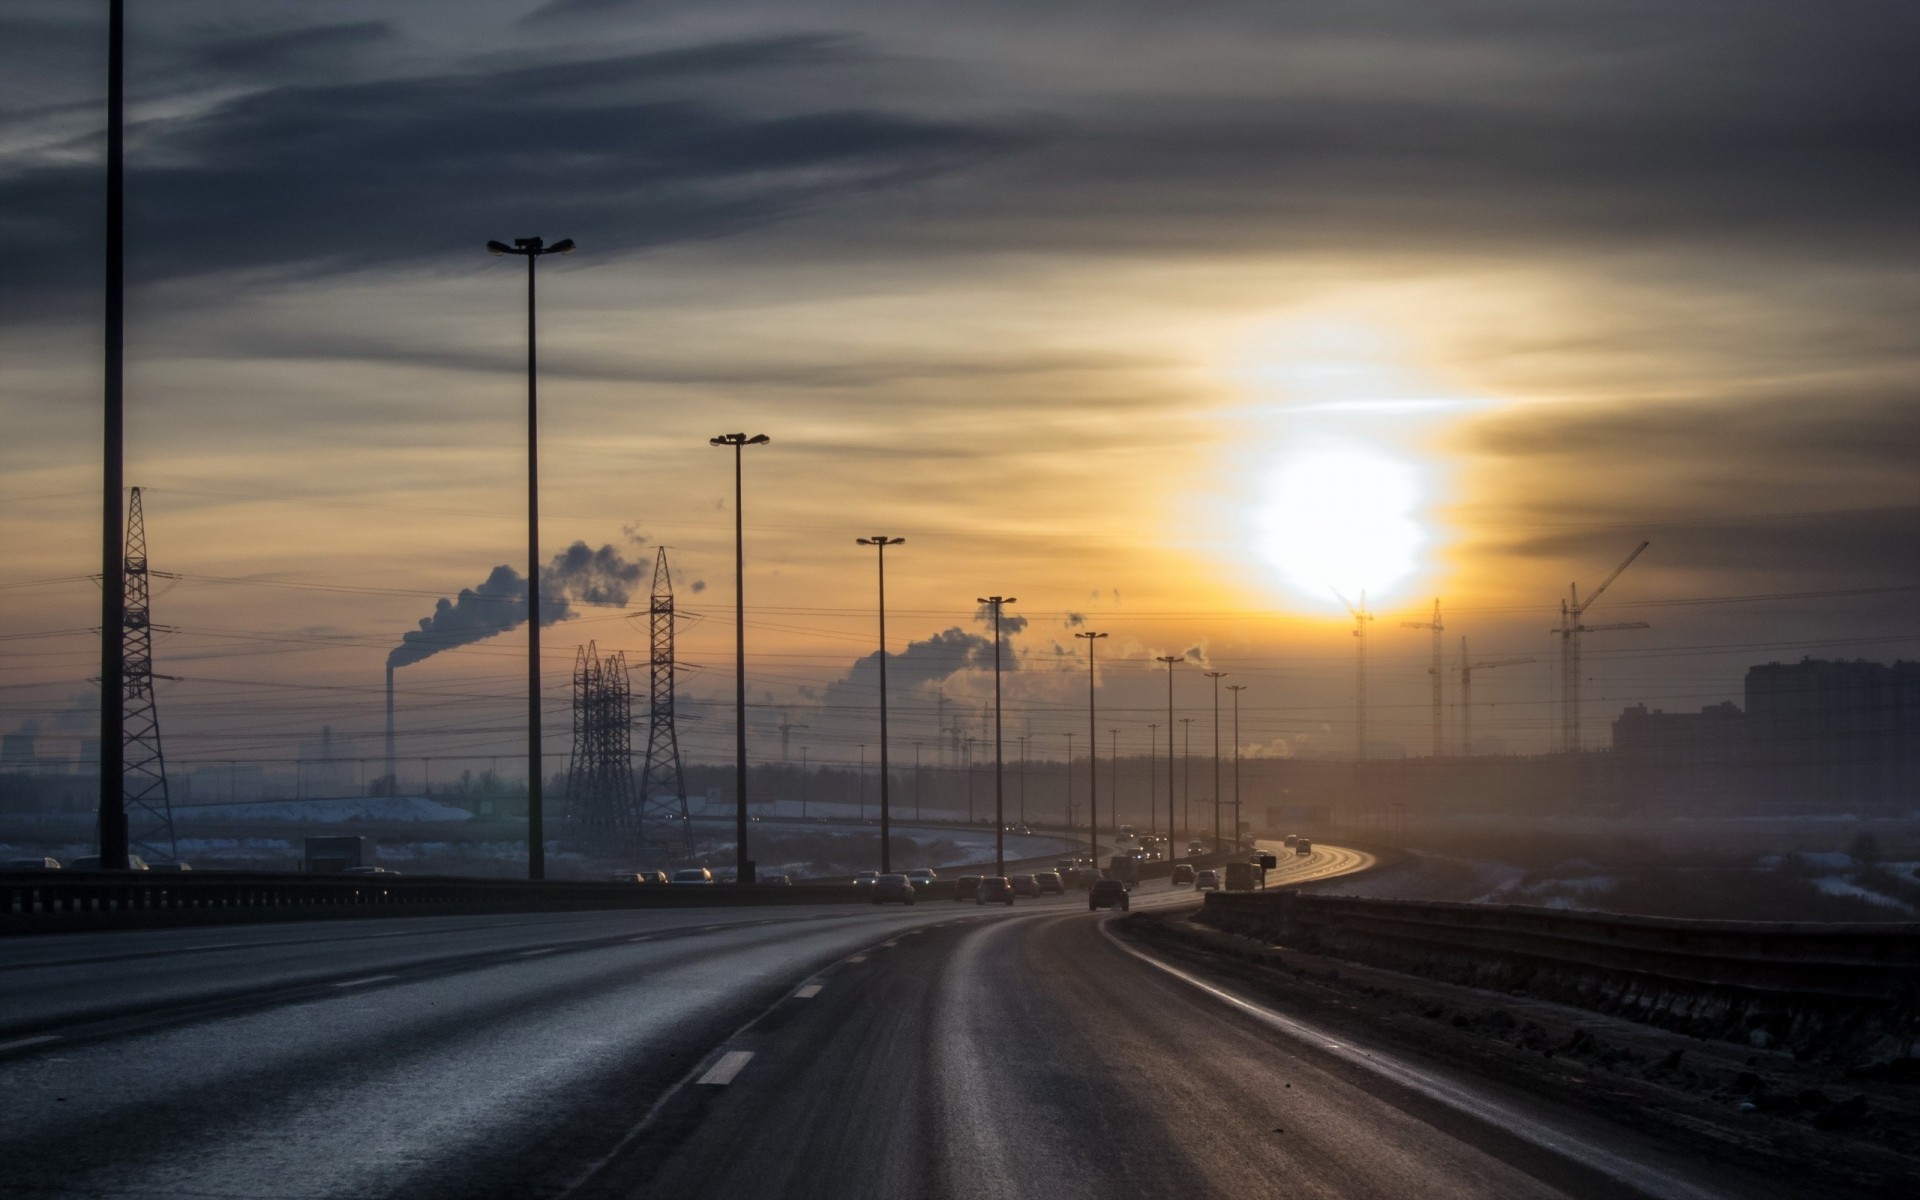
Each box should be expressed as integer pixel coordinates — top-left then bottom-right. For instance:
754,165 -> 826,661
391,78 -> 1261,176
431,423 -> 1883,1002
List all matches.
1401,598 -> 1444,757
1553,542 -> 1651,752
565,642 -> 637,851
120,487 -> 177,864
638,548 -> 693,852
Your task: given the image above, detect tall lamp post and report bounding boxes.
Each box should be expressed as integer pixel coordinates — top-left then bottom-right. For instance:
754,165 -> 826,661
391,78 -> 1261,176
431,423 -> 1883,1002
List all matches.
1155,655 -> 1179,859
98,0 -> 129,869
978,595 -> 1016,875
488,234 -> 576,880
1205,671 -> 1227,852
1075,631 -> 1107,866
710,431 -> 770,884
1227,684 -> 1247,851
860,536 -> 906,871
1180,717 -> 1194,841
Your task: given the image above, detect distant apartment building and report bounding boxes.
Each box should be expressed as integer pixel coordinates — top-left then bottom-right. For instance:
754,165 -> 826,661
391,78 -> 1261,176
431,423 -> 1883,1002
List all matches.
0,731 -> 33,772
1611,701 -> 1747,812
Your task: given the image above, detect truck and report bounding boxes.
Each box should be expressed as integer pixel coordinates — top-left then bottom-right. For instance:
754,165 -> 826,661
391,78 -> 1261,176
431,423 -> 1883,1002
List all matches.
1224,860 -> 1260,891
1107,855 -> 1140,887
304,835 -> 368,874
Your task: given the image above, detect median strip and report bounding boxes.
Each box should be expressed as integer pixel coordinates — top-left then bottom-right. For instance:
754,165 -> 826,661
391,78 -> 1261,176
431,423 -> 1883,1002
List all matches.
696,1050 -> 755,1086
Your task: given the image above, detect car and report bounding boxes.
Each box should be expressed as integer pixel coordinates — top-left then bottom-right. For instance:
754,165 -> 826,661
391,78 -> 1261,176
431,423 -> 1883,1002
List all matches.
637,870 -> 669,884
66,855 -> 149,871
1089,879 -> 1131,911
672,867 -> 715,884
906,868 -> 938,892
1283,833 -> 1299,848
608,872 -> 648,883
1187,839 -> 1207,855
3,857 -> 61,870
1195,869 -> 1221,891
1034,871 -> 1064,895
976,876 -> 1015,905
1170,863 -> 1196,885
872,874 -> 916,905
952,875 -> 982,901
146,862 -> 193,872
1014,824 -> 1032,836
852,870 -> 880,889
342,865 -> 396,876
1295,838 -> 1312,856
1010,873 -> 1040,897
758,873 -> 792,886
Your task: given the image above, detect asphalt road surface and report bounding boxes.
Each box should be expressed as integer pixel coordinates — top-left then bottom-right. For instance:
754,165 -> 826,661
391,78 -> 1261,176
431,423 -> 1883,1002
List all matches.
0,847 -> 1756,1199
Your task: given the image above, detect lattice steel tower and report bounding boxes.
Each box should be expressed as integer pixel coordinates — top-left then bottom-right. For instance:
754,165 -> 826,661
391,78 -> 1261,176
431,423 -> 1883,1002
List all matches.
638,548 -> 692,852
120,487 -> 178,864
564,642 -> 637,849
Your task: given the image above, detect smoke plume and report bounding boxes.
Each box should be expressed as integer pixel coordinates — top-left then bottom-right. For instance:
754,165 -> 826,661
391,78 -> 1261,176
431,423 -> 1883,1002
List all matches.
388,541 -> 643,669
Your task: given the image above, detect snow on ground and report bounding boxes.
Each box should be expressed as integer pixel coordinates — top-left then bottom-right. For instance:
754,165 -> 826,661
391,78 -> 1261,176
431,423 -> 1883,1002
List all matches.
172,796 -> 472,824
1810,875 -> 1917,913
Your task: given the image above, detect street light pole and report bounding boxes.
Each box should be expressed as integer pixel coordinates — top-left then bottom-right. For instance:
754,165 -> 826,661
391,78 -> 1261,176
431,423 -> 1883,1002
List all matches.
1227,684 -> 1247,850
98,0 -> 129,870
978,595 -> 1016,876
709,431 -> 770,884
1180,717 -> 1193,841
860,536 -> 906,872
1075,631 -> 1107,868
1205,671 -> 1227,852
488,234 -> 576,880
1155,655 -> 1179,859
1147,723 -> 1157,852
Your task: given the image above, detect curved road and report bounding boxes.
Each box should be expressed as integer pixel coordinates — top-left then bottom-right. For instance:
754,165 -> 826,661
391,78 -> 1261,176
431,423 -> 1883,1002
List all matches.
0,847 -> 1759,1199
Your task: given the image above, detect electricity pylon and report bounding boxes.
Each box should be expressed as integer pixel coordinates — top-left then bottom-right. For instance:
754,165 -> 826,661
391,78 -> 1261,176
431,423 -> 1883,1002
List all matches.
564,642 -> 637,850
120,487 -> 177,864
638,547 -> 693,852
1401,598 -> 1444,757
1554,542 -> 1651,752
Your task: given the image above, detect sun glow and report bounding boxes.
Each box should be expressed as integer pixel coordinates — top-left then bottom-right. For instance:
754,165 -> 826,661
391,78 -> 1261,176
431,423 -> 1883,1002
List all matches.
1252,439 -> 1427,605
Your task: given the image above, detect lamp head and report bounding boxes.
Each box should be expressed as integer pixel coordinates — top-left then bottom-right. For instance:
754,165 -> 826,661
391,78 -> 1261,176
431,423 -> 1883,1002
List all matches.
485,240 -> 513,256
548,238 -> 576,255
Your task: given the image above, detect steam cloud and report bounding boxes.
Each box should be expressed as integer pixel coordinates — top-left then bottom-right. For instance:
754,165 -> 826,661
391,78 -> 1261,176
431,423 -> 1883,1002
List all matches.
388,541 -> 643,669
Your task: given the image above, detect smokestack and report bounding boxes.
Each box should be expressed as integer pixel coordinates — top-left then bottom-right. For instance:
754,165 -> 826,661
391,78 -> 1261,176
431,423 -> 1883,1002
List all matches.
385,664 -> 396,794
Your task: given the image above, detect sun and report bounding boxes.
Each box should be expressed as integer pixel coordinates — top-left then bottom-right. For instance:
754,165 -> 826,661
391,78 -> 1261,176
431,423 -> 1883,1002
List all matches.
1251,439 -> 1427,606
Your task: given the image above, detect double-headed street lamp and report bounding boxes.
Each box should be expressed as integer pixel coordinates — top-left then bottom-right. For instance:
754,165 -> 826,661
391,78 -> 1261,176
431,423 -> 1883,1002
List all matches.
1155,654 -> 1180,857
1227,684 -> 1247,850
1075,630 -> 1107,865
860,536 -> 906,872
712,432 -> 770,884
1205,670 -> 1227,852
978,595 -> 1016,875
487,234 -> 575,880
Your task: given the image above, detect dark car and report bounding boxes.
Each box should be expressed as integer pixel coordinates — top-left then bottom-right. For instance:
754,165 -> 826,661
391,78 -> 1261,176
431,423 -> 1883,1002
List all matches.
1194,868 -> 1221,891
66,855 -> 149,871
146,862 -> 193,872
976,876 -> 1015,905
953,875 -> 982,902
1170,863 -> 1196,885
1034,871 -> 1064,895
873,873 -> 916,905
1295,838 -> 1312,856
758,873 -> 793,887
3,857 -> 61,870
1089,879 -> 1131,911
1010,873 -> 1040,898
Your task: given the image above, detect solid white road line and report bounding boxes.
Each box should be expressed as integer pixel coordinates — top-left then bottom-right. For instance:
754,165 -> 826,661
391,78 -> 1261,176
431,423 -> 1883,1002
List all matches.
0,1034 -> 62,1053
696,1050 -> 755,1086
795,984 -> 823,999
329,975 -> 397,989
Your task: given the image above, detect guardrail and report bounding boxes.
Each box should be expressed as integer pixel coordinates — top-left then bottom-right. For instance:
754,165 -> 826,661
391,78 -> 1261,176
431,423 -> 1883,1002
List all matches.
1197,892 -> 1920,1058
0,871 -> 868,934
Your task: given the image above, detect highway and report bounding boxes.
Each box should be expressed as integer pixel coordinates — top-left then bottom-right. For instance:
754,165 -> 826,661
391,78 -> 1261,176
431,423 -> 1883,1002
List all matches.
0,847 -> 1759,1199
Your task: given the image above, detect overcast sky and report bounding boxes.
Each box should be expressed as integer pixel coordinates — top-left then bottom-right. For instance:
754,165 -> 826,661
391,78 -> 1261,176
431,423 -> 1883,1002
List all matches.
2,0 -> 1916,776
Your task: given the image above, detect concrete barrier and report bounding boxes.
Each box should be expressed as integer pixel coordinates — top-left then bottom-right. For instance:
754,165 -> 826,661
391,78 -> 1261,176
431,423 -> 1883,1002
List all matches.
1198,892 -> 1920,1060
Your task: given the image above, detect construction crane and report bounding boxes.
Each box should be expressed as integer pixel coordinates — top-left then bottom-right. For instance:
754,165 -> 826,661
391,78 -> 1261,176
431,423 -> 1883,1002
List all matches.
1554,541 -> 1651,753
1332,588 -> 1374,761
1401,598 -> 1444,757
1455,637 -> 1534,756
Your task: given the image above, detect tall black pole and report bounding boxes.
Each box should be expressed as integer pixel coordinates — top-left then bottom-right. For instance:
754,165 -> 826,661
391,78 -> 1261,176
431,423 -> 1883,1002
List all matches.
876,544 -> 890,872
1076,631 -> 1105,869
733,441 -> 748,882
1156,656 -> 1178,860
1207,671 -> 1227,852
98,0 -> 128,869
980,596 -> 1014,875
1229,684 -> 1246,852
525,250 -> 543,880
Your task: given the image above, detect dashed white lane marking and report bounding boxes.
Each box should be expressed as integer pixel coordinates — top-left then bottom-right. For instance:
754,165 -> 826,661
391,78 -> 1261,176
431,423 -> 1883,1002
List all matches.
180,943 -> 244,952
881,939 -> 899,947
0,1034 -> 61,1053
330,975 -> 397,989
696,1050 -> 755,1086
795,984 -> 823,999
519,948 -> 556,957
627,935 -> 655,943
846,954 -> 868,963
